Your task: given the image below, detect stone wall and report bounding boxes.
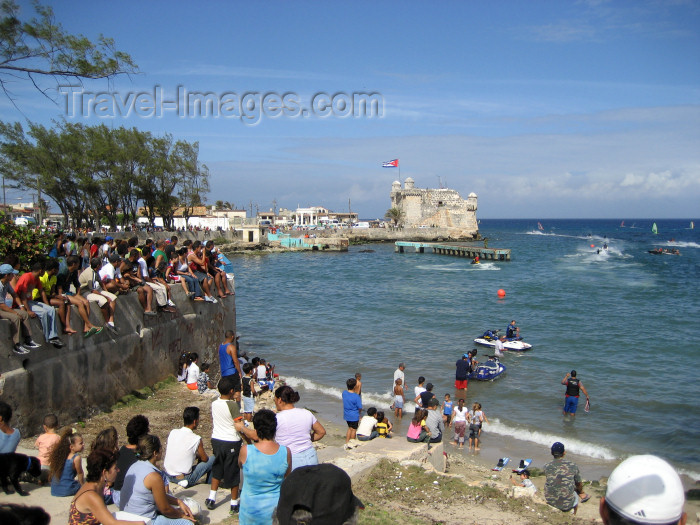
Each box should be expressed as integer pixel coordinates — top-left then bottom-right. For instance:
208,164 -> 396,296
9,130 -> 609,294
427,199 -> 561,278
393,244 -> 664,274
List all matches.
0,286 -> 235,436
390,178 -> 478,232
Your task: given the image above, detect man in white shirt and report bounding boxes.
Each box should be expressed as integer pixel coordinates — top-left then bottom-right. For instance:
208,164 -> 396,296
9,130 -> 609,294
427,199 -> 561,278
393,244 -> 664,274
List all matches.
494,336 -> 505,357
163,406 -> 215,487
393,363 -> 405,393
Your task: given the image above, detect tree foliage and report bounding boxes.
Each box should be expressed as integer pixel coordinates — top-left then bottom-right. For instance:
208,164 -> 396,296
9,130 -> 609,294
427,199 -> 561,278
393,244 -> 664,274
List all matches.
0,120 -> 210,230
385,207 -> 404,226
0,0 -> 138,100
0,211 -> 53,270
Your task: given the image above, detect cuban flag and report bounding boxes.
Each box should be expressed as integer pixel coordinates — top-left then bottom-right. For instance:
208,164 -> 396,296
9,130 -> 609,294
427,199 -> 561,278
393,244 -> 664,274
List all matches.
382,159 -> 399,168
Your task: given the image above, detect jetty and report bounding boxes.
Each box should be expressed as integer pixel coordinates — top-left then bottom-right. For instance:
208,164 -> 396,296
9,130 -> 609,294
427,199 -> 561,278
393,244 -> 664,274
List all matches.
394,241 -> 511,261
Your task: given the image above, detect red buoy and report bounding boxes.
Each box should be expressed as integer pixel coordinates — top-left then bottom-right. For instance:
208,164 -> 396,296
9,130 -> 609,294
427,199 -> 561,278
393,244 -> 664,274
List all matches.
497,289 -> 506,298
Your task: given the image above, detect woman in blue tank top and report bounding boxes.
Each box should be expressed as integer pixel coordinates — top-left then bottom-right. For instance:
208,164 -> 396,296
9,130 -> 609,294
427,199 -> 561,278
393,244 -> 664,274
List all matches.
238,409 -> 291,524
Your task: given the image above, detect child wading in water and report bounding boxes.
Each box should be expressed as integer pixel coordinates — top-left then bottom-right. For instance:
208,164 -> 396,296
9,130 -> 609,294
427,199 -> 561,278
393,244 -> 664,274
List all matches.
49,428 -> 85,497
442,394 -> 453,428
393,378 -> 405,419
468,402 -> 488,451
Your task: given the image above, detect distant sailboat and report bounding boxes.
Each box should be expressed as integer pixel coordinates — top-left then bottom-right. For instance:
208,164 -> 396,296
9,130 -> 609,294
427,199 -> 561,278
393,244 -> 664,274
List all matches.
691,221 -> 695,230
652,222 -> 658,235
538,222 -> 544,231
620,220 -> 625,227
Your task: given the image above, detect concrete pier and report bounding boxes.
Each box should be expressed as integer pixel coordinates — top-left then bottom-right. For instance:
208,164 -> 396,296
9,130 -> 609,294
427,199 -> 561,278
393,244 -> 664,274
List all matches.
395,241 -> 511,261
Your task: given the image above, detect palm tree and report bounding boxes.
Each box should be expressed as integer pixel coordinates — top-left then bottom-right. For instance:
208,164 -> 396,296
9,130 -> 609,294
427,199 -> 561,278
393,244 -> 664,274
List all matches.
385,207 -> 404,227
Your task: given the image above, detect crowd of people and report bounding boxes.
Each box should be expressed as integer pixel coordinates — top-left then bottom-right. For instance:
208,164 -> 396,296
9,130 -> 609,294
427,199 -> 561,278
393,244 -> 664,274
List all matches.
0,233 -> 232,355
1,320 -> 693,524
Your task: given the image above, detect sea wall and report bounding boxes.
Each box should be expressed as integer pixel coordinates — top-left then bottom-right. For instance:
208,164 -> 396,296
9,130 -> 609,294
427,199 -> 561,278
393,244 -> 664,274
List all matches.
0,286 -> 235,435
290,227 -> 480,242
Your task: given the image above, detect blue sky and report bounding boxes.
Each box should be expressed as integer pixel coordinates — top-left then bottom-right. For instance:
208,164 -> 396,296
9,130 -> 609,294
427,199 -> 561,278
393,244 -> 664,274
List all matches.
2,0 -> 699,219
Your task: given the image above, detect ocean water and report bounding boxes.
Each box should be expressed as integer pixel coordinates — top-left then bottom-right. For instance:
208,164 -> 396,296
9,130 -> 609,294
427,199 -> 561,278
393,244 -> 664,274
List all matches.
229,219 -> 700,478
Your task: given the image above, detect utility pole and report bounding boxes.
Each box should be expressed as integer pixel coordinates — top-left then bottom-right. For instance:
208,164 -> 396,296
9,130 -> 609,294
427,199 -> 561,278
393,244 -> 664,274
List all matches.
348,198 -> 352,225
37,174 -> 43,225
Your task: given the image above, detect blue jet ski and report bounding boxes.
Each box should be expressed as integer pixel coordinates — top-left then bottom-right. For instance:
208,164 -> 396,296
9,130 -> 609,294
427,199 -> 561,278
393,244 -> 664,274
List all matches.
467,356 -> 506,381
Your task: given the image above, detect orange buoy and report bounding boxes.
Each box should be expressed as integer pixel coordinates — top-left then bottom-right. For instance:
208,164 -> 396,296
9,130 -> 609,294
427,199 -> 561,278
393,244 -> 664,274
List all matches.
497,289 -> 506,298
590,244 -> 595,248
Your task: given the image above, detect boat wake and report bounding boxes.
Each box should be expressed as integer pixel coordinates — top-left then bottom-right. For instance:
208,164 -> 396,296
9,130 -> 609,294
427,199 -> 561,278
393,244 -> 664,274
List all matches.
415,263 -> 500,272
666,241 -> 700,248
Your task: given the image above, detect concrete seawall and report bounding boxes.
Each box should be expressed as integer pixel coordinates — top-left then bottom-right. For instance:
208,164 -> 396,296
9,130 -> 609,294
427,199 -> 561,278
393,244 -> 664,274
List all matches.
288,227 -> 480,243
0,286 -> 235,436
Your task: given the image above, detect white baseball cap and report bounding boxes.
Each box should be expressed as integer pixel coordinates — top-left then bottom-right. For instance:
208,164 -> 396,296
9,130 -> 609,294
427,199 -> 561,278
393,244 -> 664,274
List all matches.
605,455 -> 685,524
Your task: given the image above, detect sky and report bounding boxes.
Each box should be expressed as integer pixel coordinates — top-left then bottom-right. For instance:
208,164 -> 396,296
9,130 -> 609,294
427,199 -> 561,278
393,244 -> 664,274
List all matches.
1,0 -> 699,219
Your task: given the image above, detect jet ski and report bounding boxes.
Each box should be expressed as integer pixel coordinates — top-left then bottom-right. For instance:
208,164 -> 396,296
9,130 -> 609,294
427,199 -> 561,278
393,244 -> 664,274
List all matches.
474,329 -> 532,351
467,356 -> 506,381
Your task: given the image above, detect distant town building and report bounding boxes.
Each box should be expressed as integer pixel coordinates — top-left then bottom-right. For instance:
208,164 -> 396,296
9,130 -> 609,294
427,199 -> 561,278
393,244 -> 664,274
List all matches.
390,178 -> 478,231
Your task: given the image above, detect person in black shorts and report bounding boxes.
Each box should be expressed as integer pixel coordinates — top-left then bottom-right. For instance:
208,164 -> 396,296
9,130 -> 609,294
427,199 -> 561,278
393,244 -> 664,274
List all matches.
206,376 -> 243,513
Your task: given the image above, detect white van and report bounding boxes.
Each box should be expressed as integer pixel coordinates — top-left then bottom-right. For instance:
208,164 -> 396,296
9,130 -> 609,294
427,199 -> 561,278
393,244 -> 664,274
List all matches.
14,216 -> 37,227
353,222 -> 370,229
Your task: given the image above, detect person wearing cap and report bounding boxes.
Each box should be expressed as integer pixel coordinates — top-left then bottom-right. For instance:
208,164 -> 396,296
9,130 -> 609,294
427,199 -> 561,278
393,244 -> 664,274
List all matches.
14,261 -> 64,348
544,442 -> 590,514
600,455 -> 687,525
455,353 -> 470,399
561,370 -> 589,417
273,463 -> 364,524
0,263 -> 41,354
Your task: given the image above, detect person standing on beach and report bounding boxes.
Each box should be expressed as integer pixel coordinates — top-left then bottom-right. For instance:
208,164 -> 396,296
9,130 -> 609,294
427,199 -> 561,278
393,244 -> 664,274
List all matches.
393,363 -> 405,393
425,398 -> 444,445
455,354 -> 470,400
544,442 -> 590,514
561,370 -> 589,417
342,378 -> 362,448
219,330 -> 242,400
393,378 -> 405,419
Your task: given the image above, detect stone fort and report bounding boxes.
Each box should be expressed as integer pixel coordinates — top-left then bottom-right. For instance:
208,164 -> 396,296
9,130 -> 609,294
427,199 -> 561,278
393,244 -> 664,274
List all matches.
390,178 -> 478,233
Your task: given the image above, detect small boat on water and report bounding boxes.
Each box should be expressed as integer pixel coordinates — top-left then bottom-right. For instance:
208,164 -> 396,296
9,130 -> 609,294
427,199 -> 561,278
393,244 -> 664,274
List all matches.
648,248 -> 681,255
691,221 -> 695,230
538,221 -> 544,231
652,222 -> 658,235
620,220 -> 625,227
467,356 -> 506,381
474,330 -> 532,351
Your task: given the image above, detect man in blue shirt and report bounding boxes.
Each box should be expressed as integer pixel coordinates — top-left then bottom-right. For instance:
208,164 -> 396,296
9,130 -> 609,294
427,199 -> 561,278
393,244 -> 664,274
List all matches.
0,401 -> 20,453
342,378 -> 362,448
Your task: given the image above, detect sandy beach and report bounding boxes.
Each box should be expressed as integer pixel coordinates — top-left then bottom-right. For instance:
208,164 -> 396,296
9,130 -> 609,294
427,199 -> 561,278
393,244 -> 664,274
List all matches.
9,375 -> 699,525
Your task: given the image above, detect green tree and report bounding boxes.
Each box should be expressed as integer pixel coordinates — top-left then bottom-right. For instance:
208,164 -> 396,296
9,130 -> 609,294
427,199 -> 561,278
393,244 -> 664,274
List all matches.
0,211 -> 53,269
385,207 -> 404,227
0,0 -> 138,100
176,141 -> 210,228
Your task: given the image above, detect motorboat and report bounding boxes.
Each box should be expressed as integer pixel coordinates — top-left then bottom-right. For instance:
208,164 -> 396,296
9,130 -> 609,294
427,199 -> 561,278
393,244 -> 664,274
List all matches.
474,330 -> 532,351
467,356 -> 506,381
